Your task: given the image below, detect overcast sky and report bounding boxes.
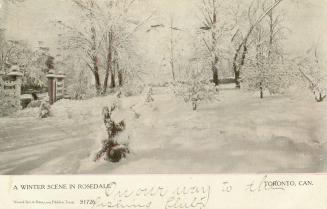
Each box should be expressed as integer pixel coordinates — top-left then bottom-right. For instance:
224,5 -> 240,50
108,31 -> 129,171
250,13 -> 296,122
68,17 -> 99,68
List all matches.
1,0 -> 327,70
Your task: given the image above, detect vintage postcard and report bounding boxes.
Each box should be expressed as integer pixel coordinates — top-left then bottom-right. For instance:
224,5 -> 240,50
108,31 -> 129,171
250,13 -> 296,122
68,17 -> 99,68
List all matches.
0,0 -> 327,208
1,174 -> 327,209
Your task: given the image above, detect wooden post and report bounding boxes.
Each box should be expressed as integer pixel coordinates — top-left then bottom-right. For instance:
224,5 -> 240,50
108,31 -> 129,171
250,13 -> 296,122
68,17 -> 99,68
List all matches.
0,70 -> 4,88
55,71 -> 66,100
46,70 -> 56,105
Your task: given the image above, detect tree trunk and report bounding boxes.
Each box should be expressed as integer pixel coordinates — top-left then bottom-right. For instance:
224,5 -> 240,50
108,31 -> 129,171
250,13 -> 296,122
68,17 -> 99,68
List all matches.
316,92 -> 326,102
233,44 -> 247,88
93,59 -> 101,95
103,71 -> 110,94
170,60 -> 175,81
260,82 -> 263,99
118,70 -> 123,87
110,60 -> 116,88
212,10 -> 219,86
234,69 -> 240,88
102,32 -> 113,94
232,45 -> 241,88
110,70 -> 116,88
192,101 -> 197,111
268,11 -> 273,61
102,54 -> 111,93
169,17 -> 176,81
91,24 -> 101,95
212,56 -> 219,86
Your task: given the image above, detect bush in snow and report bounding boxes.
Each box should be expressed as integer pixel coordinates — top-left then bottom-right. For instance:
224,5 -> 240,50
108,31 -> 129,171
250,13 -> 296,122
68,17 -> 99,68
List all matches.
39,101 -> 51,118
66,69 -> 96,100
242,61 -> 298,98
94,104 -> 129,162
129,104 -> 141,119
144,87 -> 154,103
240,9 -> 297,98
241,31 -> 297,98
27,100 -> 42,108
122,80 -> 145,97
172,71 -> 218,110
0,97 -> 20,117
112,90 -> 123,110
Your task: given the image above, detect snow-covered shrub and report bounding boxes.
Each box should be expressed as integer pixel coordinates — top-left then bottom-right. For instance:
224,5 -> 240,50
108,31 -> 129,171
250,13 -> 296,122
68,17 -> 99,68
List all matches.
242,61 -> 298,97
67,83 -> 95,100
240,11 -> 297,98
66,69 -> 96,100
94,104 -> 129,162
0,94 -> 21,117
21,68 -> 47,95
144,87 -> 154,103
39,101 -> 51,118
129,104 -> 141,119
122,80 -> 145,97
27,100 -> 42,108
0,85 -> 21,117
149,81 -> 170,87
172,70 -> 218,110
112,90 -> 123,110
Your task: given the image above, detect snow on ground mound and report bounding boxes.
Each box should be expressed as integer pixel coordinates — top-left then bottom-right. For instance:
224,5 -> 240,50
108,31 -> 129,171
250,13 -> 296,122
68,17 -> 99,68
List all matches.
78,87 -> 327,173
2,86 -> 327,174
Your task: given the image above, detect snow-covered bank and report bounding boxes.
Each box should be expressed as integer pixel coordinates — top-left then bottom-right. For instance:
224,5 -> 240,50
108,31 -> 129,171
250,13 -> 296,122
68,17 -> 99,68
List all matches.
1,86 -> 326,174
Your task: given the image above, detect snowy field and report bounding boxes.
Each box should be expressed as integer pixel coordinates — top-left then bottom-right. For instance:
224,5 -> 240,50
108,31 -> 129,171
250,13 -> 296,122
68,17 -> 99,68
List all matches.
0,85 -> 326,174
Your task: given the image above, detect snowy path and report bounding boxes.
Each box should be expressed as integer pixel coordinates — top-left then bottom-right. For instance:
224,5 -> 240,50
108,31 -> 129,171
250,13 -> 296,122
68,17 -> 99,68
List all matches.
0,117 -> 94,174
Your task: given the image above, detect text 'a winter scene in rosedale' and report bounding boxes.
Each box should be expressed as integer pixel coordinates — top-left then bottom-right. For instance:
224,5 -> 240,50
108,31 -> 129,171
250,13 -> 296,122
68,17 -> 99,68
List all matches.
0,0 -> 327,174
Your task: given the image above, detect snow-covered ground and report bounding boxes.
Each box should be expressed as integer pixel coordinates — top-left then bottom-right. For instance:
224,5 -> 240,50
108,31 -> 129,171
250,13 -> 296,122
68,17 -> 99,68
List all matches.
0,85 -> 326,174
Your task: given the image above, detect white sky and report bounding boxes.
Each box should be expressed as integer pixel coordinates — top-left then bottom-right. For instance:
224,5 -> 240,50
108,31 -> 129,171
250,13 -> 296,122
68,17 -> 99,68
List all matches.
1,0 -> 327,72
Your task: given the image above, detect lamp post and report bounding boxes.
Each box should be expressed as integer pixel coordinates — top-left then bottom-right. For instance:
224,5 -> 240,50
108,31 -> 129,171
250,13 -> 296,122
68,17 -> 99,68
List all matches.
0,69 -> 5,91
7,65 -> 23,96
0,69 -> 4,79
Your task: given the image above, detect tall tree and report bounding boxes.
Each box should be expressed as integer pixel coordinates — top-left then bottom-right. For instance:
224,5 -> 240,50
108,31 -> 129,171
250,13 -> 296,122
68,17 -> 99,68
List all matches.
199,0 -> 221,86
232,0 -> 286,88
169,16 -> 176,81
56,0 -> 103,94
57,0 -> 153,95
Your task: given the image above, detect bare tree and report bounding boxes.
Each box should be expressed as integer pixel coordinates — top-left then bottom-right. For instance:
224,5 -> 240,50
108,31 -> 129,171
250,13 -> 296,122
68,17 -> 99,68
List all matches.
92,0 -> 154,93
241,0 -> 291,98
0,37 -> 35,73
295,44 -> 327,102
57,0 -> 153,95
169,16 -> 176,81
232,0 -> 286,88
56,0 -> 102,94
199,0 -> 221,86
102,29 -> 113,93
